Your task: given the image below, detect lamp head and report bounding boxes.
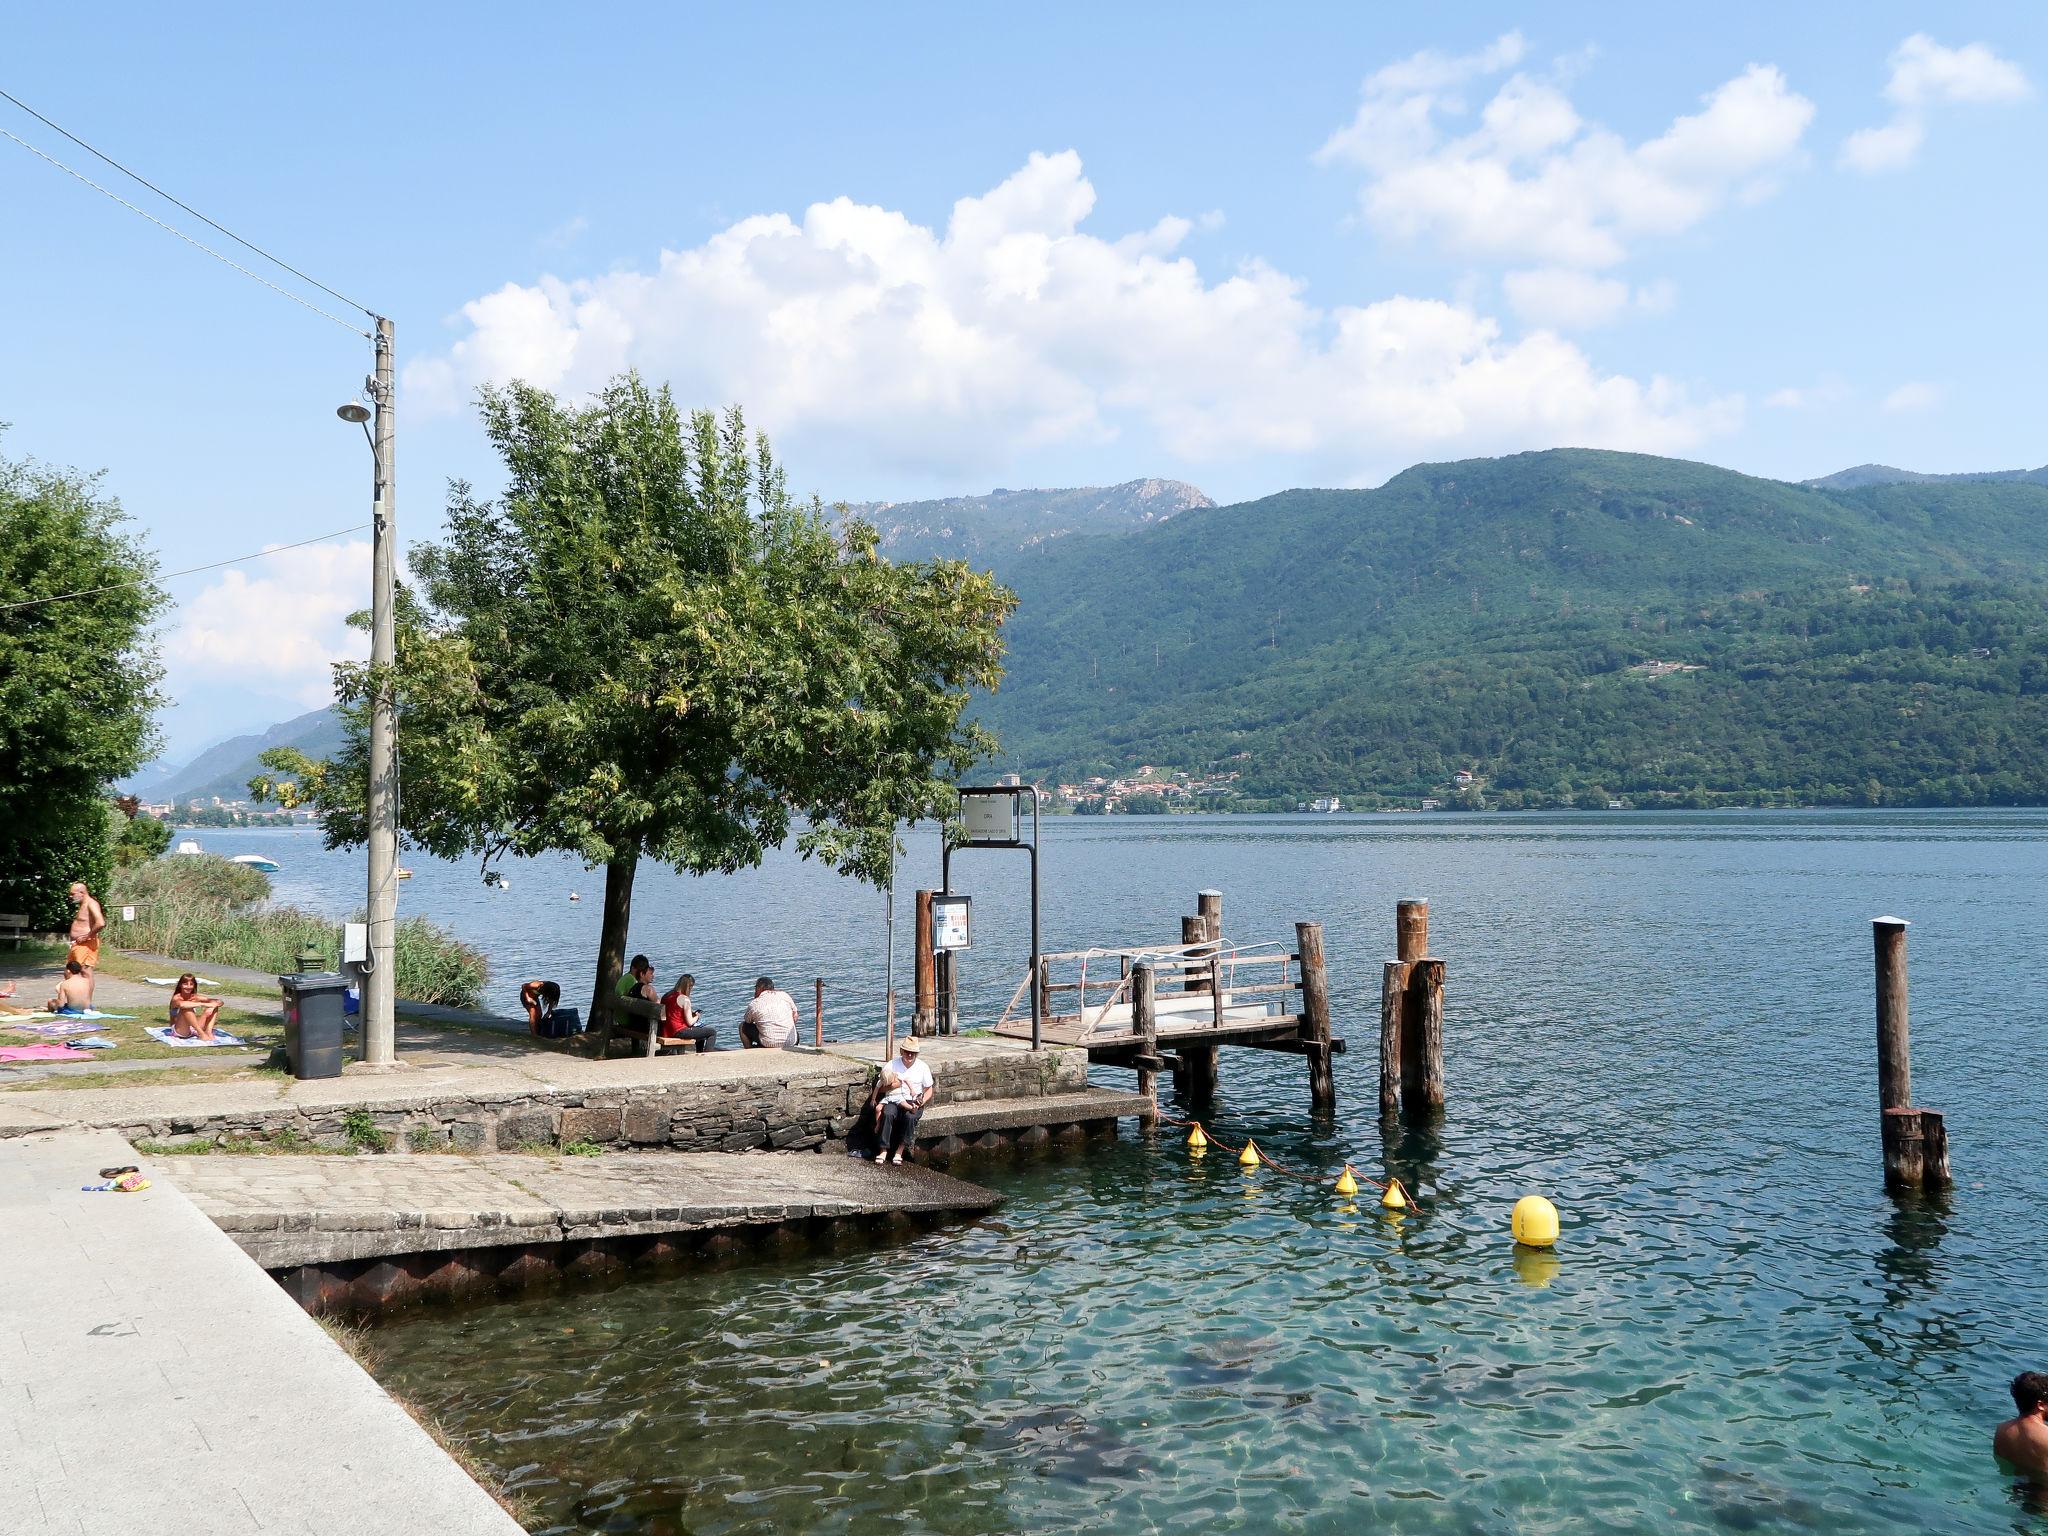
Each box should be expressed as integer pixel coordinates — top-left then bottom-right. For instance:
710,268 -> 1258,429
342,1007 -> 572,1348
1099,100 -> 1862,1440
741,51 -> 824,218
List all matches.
335,401 -> 372,424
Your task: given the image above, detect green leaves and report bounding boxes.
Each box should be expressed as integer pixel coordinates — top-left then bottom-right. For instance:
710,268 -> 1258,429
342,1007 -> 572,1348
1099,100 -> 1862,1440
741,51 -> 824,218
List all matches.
278,370 -> 1014,909
0,441 -> 165,925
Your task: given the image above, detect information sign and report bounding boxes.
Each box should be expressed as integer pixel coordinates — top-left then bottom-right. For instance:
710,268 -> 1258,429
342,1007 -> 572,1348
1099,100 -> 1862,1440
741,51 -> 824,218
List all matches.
932,894 -> 972,952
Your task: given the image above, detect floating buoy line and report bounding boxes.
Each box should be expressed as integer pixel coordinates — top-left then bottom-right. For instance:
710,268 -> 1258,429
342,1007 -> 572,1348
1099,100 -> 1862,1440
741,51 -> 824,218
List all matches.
1158,1112 -> 1419,1213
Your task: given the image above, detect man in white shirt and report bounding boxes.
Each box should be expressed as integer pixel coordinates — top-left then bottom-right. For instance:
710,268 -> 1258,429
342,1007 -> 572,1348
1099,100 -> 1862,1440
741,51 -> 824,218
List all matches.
740,976 -> 800,1049
875,1038 -> 935,1165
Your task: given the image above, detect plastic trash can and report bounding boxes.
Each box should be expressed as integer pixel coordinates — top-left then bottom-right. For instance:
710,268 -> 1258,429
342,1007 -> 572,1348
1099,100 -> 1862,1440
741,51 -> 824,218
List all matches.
279,971 -> 350,1080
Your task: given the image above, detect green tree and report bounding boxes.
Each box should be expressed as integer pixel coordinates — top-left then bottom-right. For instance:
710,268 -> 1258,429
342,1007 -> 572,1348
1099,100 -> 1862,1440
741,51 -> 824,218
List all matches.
0,442 -> 163,927
262,376 -> 1013,1032
109,804 -> 172,866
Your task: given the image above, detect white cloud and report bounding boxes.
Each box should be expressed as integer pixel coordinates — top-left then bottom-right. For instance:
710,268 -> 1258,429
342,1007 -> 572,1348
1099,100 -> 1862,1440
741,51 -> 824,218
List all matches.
1502,268 -> 1674,329
406,151 -> 1739,482
1881,381 -> 1943,414
165,541 -> 368,710
1318,38 -> 1814,270
1842,35 -> 2030,173
1765,375 -> 1850,411
540,214 -> 589,249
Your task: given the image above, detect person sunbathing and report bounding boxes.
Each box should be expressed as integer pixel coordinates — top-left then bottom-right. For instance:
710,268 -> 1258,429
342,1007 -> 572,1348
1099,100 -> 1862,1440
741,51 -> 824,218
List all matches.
168,973 -> 223,1041
47,961 -> 93,1015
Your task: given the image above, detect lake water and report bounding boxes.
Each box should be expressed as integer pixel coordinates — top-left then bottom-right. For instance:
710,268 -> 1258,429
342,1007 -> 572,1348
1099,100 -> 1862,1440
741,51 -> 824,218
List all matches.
209,813 -> 2048,1532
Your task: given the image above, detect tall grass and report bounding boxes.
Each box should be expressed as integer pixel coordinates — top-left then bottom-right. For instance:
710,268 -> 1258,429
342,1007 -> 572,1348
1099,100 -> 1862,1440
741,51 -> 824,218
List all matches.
108,855 -> 488,1009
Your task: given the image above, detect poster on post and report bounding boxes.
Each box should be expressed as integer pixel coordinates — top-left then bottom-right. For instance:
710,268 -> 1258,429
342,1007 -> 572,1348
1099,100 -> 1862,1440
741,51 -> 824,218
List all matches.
932,894 -> 972,952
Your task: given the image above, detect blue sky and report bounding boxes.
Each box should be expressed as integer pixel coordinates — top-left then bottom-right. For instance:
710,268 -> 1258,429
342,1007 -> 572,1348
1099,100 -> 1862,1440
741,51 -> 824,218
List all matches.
3,4 -> 2043,764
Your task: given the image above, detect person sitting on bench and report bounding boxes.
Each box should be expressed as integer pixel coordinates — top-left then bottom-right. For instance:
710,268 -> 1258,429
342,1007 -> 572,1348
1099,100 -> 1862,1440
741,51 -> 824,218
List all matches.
658,972 -> 718,1052
738,976 -> 799,1049
605,954 -> 664,1049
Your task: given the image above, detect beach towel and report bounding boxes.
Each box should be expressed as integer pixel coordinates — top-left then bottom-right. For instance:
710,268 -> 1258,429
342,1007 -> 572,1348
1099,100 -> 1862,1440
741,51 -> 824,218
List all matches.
69,1036 -> 118,1050
7,1018 -> 103,1037
144,1026 -> 249,1048
8,1010 -> 136,1025
0,1043 -> 88,1062
142,976 -> 223,987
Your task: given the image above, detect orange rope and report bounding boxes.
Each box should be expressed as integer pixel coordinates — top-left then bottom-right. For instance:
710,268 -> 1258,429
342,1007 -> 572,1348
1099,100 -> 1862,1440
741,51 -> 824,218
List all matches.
1155,1112 -> 1420,1211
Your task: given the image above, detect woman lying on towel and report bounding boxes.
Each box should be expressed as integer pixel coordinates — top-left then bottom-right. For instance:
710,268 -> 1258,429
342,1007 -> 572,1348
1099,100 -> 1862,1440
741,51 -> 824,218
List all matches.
168,973 -> 224,1041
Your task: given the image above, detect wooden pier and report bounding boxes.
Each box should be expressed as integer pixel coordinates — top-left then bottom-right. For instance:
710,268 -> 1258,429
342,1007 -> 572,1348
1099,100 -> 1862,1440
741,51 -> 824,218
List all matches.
988,892 -> 1341,1113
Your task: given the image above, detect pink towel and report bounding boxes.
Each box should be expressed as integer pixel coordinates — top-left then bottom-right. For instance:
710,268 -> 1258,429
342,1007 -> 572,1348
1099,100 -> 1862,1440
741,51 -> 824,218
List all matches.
0,1043 -> 87,1062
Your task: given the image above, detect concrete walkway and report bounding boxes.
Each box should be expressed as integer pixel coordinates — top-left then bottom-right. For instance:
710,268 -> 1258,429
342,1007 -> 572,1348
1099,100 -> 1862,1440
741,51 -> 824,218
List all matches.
173,1149 -> 1003,1267
0,1130 -> 522,1535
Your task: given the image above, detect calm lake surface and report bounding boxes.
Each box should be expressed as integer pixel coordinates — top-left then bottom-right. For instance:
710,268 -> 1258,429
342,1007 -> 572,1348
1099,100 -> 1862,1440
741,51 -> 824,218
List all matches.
214,812 -> 2048,1533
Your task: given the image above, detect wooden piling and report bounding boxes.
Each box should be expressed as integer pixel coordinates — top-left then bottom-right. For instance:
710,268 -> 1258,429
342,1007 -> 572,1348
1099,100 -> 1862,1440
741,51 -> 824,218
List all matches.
1411,959 -> 1446,1112
1181,916 -> 1211,993
1197,889 -> 1223,944
1872,916 -> 1950,1192
1919,1110 -> 1951,1188
1380,901 -> 1445,1118
1296,920 -> 1335,1112
1396,898 -> 1429,963
1132,961 -> 1159,1125
1873,917 -> 1911,1113
1379,963 -> 1403,1119
913,890 -> 937,1036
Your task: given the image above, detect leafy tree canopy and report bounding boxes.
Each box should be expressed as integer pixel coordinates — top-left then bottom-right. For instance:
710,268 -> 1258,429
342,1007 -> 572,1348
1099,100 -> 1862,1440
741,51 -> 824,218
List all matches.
262,375 -> 1013,1022
0,438 -> 163,925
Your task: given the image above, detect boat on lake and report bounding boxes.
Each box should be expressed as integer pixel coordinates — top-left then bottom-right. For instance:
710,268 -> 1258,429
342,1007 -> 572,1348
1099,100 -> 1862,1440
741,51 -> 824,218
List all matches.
229,853 -> 282,873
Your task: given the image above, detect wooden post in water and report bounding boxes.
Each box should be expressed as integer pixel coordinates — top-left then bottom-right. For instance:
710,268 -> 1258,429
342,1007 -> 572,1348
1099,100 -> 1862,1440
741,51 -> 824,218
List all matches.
913,890 -> 937,1037
1296,920 -> 1335,1112
1132,961 -> 1159,1126
1381,899 -> 1445,1118
1198,889 -> 1223,945
1179,914 -> 1219,1101
1873,916 -> 1949,1190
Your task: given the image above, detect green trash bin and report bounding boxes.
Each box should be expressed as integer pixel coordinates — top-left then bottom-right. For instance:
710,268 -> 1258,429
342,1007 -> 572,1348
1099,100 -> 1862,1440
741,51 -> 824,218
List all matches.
279,972 -> 349,1080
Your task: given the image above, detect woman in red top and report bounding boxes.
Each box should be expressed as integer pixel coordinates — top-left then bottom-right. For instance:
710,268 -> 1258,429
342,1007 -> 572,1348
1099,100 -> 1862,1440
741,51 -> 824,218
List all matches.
658,973 -> 717,1053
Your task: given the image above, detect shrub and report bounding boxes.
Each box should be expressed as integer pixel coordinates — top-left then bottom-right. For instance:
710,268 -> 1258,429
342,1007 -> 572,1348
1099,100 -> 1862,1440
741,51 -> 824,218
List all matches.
106,854 -> 488,1008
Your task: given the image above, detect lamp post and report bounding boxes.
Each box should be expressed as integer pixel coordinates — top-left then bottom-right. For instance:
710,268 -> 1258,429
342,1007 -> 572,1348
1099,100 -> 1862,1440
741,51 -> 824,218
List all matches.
335,314 -> 397,1066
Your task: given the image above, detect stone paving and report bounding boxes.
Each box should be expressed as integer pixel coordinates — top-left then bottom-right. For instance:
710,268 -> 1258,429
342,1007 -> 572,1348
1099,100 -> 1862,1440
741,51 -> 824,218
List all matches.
172,1149 -> 1005,1267
0,1129 -> 523,1535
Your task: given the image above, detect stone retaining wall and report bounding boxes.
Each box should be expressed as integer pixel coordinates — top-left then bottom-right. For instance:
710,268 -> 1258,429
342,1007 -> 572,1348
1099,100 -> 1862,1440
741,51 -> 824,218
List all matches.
125,1046 -> 1089,1157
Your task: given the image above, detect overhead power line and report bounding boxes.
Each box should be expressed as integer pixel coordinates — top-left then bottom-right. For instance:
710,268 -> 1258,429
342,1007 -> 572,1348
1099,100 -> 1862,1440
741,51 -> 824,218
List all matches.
0,86 -> 375,321
0,523 -> 373,615
0,125 -> 371,337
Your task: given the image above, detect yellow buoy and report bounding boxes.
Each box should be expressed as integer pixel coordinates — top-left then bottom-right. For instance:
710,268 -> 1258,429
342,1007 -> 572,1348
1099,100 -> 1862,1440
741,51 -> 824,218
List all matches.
1511,1195 -> 1560,1248
1380,1179 -> 1409,1212
1238,1138 -> 1262,1168
1333,1165 -> 1359,1198
1186,1124 -> 1208,1151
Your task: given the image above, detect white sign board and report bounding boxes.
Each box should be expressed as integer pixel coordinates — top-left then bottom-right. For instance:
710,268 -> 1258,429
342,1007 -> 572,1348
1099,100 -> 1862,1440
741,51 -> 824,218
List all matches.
962,794 -> 1015,843
932,894 -> 972,952
120,906 -> 135,923
343,922 -> 369,966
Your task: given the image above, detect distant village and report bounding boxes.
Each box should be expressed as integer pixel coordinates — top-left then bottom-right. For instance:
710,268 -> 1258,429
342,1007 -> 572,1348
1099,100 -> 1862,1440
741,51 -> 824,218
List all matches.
134,793 -> 320,828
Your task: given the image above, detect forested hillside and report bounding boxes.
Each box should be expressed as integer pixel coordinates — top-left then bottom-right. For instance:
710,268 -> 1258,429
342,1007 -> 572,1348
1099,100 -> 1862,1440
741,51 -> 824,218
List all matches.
978,450 -> 2048,807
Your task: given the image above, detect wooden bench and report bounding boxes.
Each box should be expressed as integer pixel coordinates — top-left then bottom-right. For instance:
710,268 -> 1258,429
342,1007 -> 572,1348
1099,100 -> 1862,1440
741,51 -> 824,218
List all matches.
0,914 -> 31,950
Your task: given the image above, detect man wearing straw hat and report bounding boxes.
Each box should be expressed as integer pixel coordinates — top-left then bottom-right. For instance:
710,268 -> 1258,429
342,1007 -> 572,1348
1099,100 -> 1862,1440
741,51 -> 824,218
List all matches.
874,1038 -> 935,1165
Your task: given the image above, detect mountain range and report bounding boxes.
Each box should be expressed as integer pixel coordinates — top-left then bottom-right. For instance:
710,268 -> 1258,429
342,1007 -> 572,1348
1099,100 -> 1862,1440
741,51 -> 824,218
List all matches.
839,478 -> 1211,561
1800,463 -> 2048,491
137,455 -> 2048,811
128,706 -> 345,808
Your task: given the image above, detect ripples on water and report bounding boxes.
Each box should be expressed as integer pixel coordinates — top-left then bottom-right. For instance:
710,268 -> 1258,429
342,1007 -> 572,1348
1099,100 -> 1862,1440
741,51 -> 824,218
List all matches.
240,812 -> 2048,1532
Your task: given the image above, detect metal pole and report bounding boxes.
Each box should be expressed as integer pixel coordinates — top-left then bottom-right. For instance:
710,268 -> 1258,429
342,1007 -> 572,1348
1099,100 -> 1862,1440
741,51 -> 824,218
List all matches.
362,315 -> 399,1066
1028,789 -> 1041,1051
884,871 -> 895,1056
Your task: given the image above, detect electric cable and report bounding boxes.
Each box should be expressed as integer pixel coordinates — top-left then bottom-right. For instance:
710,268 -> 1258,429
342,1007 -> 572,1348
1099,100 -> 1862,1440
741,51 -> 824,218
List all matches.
0,86 -> 375,319
0,522 -> 372,614
0,124 -> 370,336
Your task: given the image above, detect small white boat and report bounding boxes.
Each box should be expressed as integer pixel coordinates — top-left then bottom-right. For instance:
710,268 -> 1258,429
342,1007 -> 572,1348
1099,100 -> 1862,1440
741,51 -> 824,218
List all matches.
229,853 -> 282,873
174,838 -> 204,856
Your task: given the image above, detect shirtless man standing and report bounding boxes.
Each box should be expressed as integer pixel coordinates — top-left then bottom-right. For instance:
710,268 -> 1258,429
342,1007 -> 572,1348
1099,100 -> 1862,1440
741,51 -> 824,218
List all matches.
66,881 -> 106,974
1994,1372 -> 2048,1488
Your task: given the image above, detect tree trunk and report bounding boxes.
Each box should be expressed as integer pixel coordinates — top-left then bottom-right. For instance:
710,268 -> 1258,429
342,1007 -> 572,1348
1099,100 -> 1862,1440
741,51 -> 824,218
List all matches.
590,854 -> 637,1053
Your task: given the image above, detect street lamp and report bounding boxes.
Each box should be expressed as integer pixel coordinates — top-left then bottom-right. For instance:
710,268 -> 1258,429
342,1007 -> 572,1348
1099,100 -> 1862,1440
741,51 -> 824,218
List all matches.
336,318 -> 399,1067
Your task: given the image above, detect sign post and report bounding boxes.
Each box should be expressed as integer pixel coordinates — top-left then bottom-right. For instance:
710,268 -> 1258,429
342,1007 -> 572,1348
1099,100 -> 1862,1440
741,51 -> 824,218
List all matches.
942,784 -> 1043,1048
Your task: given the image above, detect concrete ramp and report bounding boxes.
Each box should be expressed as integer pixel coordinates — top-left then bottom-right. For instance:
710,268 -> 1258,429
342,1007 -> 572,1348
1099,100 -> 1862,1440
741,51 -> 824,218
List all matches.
0,1130 -> 523,1535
